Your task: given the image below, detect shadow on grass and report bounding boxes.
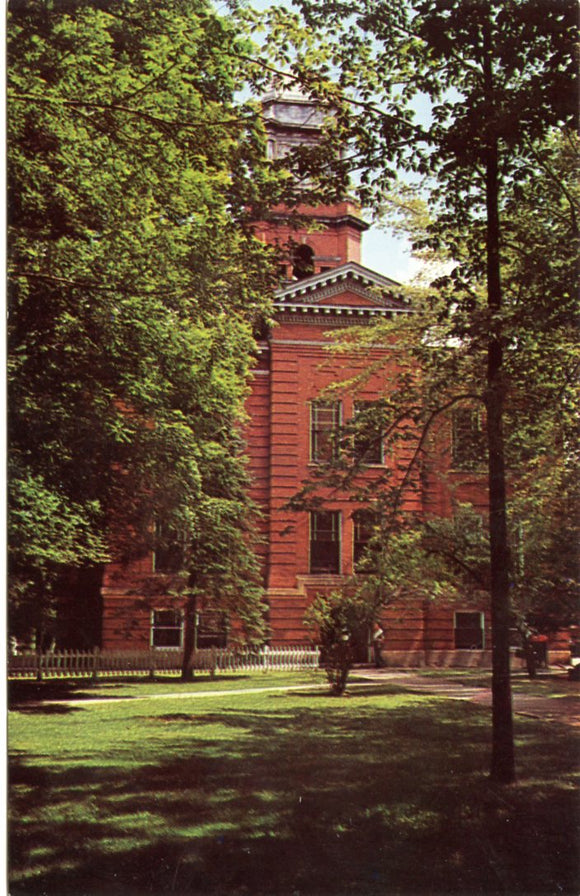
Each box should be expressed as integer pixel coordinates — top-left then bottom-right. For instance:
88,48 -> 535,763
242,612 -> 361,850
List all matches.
13,703 -> 83,716
9,697 -> 579,896
8,675 -> 255,709
8,679 -> 100,706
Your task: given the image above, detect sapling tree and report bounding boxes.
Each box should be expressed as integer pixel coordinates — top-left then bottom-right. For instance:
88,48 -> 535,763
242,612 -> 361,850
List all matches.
305,590 -> 369,695
305,515 -> 464,695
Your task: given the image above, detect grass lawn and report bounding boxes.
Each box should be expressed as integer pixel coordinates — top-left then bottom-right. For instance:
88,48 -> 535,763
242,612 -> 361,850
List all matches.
9,671 -> 579,895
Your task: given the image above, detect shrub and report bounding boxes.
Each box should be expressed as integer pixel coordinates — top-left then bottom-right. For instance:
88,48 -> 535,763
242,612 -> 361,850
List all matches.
305,590 -> 372,695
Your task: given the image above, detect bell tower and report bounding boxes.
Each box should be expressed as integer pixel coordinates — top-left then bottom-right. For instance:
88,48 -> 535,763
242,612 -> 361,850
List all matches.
257,84 -> 368,280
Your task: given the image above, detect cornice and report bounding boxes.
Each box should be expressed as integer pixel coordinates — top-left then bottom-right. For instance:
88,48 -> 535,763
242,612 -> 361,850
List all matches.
275,309 -> 404,326
276,261 -> 407,310
266,211 -> 369,233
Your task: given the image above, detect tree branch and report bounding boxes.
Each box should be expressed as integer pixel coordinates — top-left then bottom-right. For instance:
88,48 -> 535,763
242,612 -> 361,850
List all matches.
8,93 -> 251,131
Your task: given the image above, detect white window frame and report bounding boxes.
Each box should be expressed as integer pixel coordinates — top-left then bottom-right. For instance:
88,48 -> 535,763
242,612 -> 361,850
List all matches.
309,510 -> 341,574
310,400 -> 342,463
150,609 -> 184,649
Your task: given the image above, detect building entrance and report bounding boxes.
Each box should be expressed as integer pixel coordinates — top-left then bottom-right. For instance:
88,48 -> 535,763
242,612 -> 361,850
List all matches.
351,623 -> 371,664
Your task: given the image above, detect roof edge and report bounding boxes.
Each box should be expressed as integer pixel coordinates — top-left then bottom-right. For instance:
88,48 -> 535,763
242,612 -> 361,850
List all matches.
275,261 -> 405,308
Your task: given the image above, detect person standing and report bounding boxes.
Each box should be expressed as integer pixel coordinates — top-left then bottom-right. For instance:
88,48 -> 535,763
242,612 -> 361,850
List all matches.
372,623 -> 385,668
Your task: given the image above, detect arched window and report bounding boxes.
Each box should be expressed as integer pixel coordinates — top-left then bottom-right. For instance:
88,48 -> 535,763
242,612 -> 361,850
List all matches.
292,244 -> 315,280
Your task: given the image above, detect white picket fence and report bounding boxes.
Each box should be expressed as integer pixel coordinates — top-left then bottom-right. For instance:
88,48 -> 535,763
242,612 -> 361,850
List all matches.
7,645 -> 321,680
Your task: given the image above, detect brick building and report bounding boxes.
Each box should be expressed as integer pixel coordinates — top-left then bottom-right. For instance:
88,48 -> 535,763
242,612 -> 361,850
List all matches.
96,86 -> 504,666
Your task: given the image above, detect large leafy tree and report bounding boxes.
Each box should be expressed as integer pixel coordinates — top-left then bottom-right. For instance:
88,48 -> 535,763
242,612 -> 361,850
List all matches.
294,129 -> 578,682
502,131 -> 579,655
257,0 -> 577,782
381,131 -> 579,647
8,0 -> 281,649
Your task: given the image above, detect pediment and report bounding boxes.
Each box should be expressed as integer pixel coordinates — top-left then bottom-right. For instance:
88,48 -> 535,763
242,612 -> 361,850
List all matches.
275,262 -> 409,313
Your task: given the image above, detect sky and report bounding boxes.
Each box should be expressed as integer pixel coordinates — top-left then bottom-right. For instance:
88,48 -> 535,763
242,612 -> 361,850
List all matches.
360,226 -> 419,285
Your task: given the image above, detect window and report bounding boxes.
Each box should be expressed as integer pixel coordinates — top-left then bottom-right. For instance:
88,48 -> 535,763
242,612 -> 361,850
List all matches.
197,610 -> 228,648
353,401 -> 384,465
452,408 -> 486,470
353,509 -> 380,571
154,521 -> 183,573
453,507 -> 485,560
454,611 -> 484,650
310,511 -> 340,574
292,244 -> 315,280
311,400 -> 341,463
151,609 -> 183,648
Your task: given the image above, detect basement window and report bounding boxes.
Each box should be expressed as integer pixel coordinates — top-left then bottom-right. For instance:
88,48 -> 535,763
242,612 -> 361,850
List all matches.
197,610 -> 228,648
454,611 -> 484,650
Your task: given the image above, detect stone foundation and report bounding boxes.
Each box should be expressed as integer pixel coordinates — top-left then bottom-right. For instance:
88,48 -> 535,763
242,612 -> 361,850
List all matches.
382,649 -> 497,669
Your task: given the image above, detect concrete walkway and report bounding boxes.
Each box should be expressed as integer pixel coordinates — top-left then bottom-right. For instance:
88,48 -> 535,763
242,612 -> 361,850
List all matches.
41,683 -> 332,707
10,670 -> 580,728
354,668 -> 580,728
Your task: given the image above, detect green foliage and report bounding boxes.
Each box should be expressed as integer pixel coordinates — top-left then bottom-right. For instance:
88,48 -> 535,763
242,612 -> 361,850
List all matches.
184,488 -> 268,645
305,522 -> 462,694
510,464 -> 580,634
305,589 -> 371,694
7,0 -> 280,641
8,469 -> 111,643
499,132 -> 579,633
360,520 -> 465,601
300,132 -> 579,653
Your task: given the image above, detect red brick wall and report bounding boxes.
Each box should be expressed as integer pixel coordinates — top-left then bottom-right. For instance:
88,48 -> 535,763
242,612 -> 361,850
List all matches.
380,602 -> 427,652
244,354 -> 271,578
101,594 -> 185,650
255,200 -> 366,274
260,324 -> 422,591
100,192 -> 494,652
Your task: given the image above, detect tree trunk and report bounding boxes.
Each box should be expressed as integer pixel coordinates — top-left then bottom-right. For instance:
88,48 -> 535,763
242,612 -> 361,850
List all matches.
487,336 -> 515,783
522,635 -> 537,679
483,18 -> 516,784
181,591 -> 198,682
